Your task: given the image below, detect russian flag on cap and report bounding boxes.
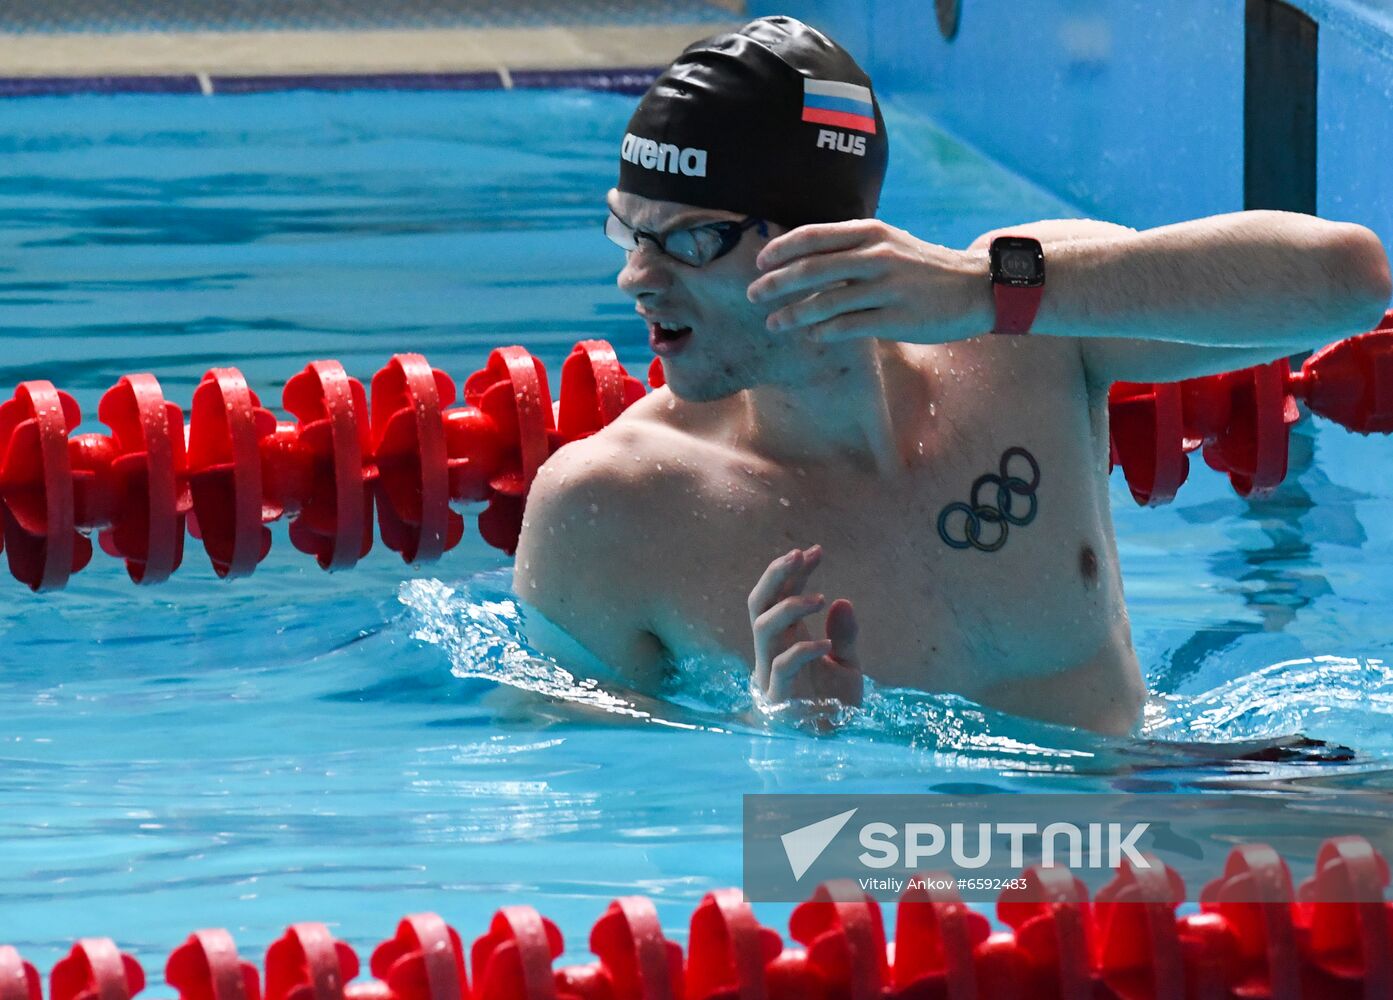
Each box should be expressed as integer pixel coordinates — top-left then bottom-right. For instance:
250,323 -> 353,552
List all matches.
801,78 -> 877,134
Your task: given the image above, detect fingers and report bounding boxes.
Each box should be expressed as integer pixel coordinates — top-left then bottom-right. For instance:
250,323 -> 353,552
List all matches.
825,598 -> 859,664
754,593 -> 826,638
766,638 -> 834,703
760,597 -> 864,709
747,544 -> 822,622
755,220 -> 878,273
799,309 -> 885,344
747,251 -> 879,306
765,284 -> 887,333
752,592 -> 825,667
749,545 -> 824,697
824,598 -> 864,708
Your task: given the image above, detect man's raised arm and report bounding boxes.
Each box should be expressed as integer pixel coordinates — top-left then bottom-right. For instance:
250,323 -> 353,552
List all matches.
964,215 -> 1392,386
1033,210 -> 1390,350
747,209 -> 1391,385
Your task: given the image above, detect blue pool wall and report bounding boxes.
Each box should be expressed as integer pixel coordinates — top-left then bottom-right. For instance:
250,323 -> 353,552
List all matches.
752,0 -> 1393,276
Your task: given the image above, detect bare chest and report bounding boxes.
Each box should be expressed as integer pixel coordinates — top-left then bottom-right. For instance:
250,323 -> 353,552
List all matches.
642,340 -> 1122,693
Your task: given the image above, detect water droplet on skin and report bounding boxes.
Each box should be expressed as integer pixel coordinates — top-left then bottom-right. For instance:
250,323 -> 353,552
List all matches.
588,503 -> 599,514
916,441 -> 924,455
656,463 -> 663,471
529,580 -> 537,589
796,467 -> 807,477
524,562 -> 530,570
779,497 -> 791,507
667,400 -> 676,409
929,402 -> 936,416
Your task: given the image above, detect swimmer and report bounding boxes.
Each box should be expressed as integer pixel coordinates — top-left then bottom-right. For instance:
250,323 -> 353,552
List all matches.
513,16 -> 1392,735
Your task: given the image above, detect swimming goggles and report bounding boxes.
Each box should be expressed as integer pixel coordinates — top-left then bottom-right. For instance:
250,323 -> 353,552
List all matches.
604,211 -> 769,267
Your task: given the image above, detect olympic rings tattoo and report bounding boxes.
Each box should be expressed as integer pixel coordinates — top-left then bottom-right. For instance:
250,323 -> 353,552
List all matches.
936,446 -> 1041,553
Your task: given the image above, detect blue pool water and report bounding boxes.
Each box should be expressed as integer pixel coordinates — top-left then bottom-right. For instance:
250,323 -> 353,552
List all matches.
2,89 -> 1393,970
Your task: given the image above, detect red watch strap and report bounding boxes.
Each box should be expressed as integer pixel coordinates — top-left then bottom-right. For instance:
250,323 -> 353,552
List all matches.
992,282 -> 1042,335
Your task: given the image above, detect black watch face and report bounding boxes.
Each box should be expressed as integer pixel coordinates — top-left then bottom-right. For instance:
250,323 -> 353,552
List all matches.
990,237 -> 1045,288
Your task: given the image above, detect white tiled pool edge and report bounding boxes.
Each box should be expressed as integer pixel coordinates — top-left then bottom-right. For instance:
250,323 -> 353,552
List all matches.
0,23 -> 740,78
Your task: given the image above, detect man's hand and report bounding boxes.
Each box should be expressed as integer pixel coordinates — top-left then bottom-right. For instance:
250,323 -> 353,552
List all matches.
748,544 -> 863,708
747,219 -> 991,345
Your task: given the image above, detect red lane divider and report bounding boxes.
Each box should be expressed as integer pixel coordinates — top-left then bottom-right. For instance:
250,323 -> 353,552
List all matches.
1108,308 -> 1393,505
96,373 -> 189,585
588,896 -> 684,1000
788,881 -> 890,1000
472,907 -> 567,1000
1092,854 -> 1188,999
0,341 -> 642,590
370,915 -> 467,1000
890,872 -> 991,997
0,314 -> 1389,590
50,940 -> 144,1000
0,381 -> 86,590
0,946 -> 42,1000
6,836 -> 1393,999
370,354 -> 459,565
685,888 -> 784,1000
265,924 -> 358,1000
280,360 -> 374,572
166,930 -> 261,1000
187,369 -> 277,580
1298,836 -> 1393,996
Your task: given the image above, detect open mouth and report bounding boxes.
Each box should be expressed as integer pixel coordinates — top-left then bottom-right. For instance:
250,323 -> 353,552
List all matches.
648,322 -> 693,356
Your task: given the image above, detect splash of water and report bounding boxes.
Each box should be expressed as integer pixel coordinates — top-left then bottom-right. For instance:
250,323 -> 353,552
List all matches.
659,636 -> 1101,765
399,574 -> 662,723
1143,654 -> 1393,749
397,572 -> 1393,770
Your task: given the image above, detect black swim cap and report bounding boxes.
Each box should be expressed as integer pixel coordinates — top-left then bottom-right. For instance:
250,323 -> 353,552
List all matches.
616,15 -> 888,230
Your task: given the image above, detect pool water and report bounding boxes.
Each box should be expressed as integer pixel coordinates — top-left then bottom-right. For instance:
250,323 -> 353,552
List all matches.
2,89 -> 1392,970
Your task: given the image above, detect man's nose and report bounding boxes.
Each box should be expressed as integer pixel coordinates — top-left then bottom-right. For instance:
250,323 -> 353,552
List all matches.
617,242 -> 674,298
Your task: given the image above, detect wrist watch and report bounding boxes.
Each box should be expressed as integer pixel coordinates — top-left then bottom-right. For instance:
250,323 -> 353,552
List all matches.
989,235 -> 1045,335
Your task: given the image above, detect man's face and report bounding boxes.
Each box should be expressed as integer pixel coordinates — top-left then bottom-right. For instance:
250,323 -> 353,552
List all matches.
607,188 -> 800,403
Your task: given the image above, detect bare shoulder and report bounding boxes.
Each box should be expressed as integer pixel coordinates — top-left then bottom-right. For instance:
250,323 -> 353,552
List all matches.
512,393 -> 704,690
531,389 -> 712,490
524,383 -> 731,526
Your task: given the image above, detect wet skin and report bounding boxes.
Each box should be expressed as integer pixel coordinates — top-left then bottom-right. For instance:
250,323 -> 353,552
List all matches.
512,192 -> 1387,735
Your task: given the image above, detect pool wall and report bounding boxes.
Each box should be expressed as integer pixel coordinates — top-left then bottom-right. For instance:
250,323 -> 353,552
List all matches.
754,0 -> 1393,274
